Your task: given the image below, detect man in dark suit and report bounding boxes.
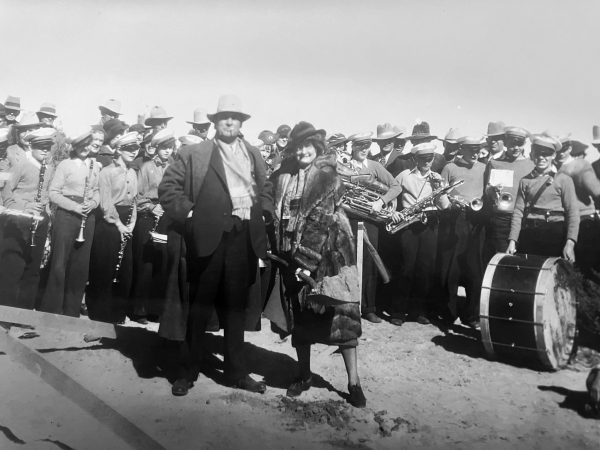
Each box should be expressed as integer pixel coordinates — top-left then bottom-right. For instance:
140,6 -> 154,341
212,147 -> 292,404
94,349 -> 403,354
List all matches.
159,95 -> 273,396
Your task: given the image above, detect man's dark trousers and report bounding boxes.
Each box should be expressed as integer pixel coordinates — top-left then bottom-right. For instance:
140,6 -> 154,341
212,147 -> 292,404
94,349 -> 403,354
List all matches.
180,219 -> 255,382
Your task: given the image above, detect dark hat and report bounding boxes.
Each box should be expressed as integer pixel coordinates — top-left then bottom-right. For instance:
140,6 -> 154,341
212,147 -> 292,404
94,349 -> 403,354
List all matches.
103,118 -> 129,143
406,121 -> 437,141
4,95 -> 21,111
36,102 -> 57,118
288,121 -> 326,149
486,121 -> 505,137
258,130 -> 277,145
570,139 -> 589,157
327,133 -> 348,146
129,123 -> 147,134
276,124 -> 291,138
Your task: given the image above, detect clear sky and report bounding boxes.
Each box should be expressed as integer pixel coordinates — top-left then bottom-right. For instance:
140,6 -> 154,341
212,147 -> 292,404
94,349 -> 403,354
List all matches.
2,0 -> 600,149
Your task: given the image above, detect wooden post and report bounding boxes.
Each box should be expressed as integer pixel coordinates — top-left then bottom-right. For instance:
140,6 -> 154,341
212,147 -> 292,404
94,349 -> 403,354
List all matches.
357,222 -> 365,315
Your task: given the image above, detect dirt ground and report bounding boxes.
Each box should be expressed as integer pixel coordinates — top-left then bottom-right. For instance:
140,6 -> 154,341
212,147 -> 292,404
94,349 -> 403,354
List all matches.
1,314 -> 599,450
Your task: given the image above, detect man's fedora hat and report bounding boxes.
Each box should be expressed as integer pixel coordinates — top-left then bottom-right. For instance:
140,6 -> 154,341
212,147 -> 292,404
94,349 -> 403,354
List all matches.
207,95 -> 251,122
145,106 -> 173,126
592,125 -> 600,145
406,121 -> 437,141
99,99 -> 122,116
186,108 -> 210,125
36,102 -> 57,118
373,123 -> 404,141
288,121 -> 326,149
4,95 -> 21,112
442,128 -> 463,144
486,121 -> 506,137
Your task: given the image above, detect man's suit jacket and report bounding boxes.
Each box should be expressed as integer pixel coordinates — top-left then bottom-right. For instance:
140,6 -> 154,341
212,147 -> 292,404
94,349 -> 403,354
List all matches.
158,138 -> 273,259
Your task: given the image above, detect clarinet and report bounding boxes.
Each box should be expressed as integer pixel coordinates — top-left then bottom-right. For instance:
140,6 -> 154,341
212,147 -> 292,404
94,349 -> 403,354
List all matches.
76,159 -> 94,243
30,160 -> 47,247
113,201 -> 135,283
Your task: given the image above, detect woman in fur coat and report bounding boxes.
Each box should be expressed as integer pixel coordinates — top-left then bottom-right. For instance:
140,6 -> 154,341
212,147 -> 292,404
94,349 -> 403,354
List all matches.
269,121 -> 366,408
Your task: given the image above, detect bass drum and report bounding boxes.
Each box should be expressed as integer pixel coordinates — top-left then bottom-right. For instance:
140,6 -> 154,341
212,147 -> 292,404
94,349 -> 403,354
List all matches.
480,253 -> 577,370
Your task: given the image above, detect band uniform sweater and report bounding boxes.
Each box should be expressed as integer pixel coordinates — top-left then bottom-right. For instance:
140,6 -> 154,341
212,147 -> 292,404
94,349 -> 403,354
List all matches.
1,152 -> 54,211
49,158 -> 100,213
349,159 -> 401,204
484,157 -> 534,213
441,159 -> 486,201
508,170 -> 580,243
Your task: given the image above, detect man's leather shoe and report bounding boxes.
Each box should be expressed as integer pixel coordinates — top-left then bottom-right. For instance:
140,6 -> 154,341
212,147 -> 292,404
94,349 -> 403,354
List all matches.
231,375 -> 266,394
286,375 -> 313,397
416,315 -> 430,325
348,384 -> 366,408
363,312 -> 382,324
172,379 -> 193,396
390,318 -> 403,326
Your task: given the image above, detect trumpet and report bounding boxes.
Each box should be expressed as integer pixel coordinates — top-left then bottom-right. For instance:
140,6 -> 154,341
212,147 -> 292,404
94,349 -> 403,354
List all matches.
448,195 -> 484,212
497,191 -> 513,212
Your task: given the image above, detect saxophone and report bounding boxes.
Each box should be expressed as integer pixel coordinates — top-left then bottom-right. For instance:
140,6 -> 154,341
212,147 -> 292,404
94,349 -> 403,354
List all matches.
113,202 -> 135,283
29,160 -> 47,247
385,179 -> 464,234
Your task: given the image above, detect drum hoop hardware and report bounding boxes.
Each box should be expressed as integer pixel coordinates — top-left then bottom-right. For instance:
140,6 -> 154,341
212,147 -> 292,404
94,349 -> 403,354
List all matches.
481,286 -> 544,296
482,340 -> 548,353
479,314 -> 544,326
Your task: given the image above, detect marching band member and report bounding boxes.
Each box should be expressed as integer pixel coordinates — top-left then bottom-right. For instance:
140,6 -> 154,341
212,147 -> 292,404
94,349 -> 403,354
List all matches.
483,126 -> 534,261
552,136 -> 600,276
130,129 -> 174,323
506,135 -> 579,260
38,130 -> 101,316
439,136 -> 486,328
87,132 -> 139,323
389,142 -> 451,325
0,128 -> 56,309
347,132 -> 401,324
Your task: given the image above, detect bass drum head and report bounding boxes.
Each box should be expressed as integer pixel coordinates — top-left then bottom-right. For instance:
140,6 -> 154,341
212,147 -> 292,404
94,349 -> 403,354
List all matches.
536,258 -> 577,369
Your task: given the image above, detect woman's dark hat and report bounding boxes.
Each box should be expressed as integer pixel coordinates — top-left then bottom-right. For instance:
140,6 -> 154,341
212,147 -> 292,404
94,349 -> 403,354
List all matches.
288,121 -> 326,149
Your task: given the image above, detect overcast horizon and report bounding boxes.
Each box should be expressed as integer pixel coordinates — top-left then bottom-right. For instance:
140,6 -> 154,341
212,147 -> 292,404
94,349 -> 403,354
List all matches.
2,0 -> 600,154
